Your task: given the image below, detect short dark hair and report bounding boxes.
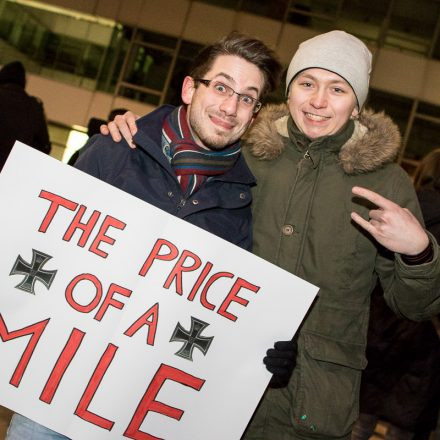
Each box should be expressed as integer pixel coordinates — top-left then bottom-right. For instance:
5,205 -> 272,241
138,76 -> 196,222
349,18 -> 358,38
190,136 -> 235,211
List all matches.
189,32 -> 282,100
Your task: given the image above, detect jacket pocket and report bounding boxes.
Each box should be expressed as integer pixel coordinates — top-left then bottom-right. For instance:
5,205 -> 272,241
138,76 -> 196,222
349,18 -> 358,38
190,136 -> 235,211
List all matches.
290,332 -> 367,438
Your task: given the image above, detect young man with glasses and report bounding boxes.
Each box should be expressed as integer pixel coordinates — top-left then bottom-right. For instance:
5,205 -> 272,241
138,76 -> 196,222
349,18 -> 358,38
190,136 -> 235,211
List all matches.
5,32 -> 289,439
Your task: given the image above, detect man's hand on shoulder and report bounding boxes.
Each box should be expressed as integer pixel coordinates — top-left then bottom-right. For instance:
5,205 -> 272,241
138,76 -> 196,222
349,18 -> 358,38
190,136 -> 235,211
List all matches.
100,111 -> 140,149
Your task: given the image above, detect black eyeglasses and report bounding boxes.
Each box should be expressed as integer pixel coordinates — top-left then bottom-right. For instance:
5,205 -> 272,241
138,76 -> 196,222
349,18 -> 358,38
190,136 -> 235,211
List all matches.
194,78 -> 262,113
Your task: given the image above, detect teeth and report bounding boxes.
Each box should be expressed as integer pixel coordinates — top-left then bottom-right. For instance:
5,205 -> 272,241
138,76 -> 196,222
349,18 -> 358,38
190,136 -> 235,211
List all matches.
305,112 -> 329,121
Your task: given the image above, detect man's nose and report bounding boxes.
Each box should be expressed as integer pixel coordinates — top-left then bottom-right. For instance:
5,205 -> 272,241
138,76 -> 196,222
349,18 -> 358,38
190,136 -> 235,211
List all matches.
310,88 -> 327,108
219,93 -> 239,115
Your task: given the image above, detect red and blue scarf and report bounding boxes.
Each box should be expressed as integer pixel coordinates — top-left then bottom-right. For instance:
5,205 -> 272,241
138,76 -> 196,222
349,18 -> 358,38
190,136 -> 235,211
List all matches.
162,106 -> 241,197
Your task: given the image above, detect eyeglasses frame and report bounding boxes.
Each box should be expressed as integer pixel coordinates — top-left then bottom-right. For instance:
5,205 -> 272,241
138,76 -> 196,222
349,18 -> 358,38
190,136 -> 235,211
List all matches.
193,78 -> 262,113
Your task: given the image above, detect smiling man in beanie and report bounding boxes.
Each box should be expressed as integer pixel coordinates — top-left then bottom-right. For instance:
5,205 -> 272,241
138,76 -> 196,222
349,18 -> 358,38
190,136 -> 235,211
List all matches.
102,30 -> 440,440
241,29 -> 440,440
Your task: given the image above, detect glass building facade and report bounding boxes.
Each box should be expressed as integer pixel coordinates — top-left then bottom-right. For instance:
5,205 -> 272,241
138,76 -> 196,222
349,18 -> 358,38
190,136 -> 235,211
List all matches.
1,0 -> 440,168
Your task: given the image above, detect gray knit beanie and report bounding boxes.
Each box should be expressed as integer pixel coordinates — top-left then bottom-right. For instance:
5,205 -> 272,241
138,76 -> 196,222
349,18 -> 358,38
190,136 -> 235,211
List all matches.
285,30 -> 372,109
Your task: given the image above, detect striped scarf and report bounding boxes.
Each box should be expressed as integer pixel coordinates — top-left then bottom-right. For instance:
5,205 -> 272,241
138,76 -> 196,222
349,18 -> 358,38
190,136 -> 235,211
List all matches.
162,106 -> 241,197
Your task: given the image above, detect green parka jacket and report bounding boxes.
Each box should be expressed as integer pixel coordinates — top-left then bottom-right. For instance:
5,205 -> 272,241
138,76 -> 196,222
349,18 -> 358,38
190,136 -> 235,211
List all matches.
241,104 -> 440,440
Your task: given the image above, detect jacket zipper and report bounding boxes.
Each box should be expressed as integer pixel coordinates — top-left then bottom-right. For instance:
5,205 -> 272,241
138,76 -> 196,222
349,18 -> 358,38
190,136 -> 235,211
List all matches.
291,150 -> 312,205
294,149 -> 321,274
304,149 -> 315,167
275,150 -> 312,261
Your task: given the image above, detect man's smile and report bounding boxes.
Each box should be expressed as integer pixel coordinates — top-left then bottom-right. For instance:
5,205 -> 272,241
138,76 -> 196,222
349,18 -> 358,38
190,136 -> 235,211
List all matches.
304,112 -> 330,122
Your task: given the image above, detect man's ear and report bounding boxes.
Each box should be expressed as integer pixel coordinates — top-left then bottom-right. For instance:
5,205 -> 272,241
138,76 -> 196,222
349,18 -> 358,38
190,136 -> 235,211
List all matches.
286,86 -> 292,104
181,76 -> 195,105
351,106 -> 359,120
248,115 -> 256,127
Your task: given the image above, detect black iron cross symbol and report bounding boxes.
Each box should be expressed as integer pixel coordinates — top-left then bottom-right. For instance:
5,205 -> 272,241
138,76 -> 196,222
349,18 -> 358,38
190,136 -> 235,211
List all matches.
170,316 -> 214,361
10,249 -> 57,294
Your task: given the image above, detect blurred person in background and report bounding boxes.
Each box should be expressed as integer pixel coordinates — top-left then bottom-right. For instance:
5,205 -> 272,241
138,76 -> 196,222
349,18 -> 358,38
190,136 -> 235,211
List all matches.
0,61 -> 50,169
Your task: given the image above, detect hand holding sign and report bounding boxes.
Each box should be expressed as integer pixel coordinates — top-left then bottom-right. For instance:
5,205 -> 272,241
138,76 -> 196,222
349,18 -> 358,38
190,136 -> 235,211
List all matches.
263,337 -> 298,389
351,186 -> 429,255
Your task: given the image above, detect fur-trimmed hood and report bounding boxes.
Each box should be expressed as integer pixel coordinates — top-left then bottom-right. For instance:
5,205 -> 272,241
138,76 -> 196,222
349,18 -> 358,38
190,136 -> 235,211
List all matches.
243,103 -> 401,175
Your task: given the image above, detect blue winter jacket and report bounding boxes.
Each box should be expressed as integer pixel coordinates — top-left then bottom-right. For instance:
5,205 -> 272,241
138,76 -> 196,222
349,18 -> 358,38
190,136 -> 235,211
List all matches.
75,105 -> 255,250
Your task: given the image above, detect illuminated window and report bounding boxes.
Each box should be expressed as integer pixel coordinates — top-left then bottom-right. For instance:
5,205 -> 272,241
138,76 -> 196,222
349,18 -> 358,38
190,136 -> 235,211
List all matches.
63,129 -> 89,163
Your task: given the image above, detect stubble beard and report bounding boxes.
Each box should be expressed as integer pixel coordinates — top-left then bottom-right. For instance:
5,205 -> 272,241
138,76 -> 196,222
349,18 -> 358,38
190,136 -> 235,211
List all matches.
189,111 -> 242,151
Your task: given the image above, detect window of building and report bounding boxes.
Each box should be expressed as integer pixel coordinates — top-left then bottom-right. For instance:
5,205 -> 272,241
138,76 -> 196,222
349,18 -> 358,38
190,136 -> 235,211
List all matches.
405,101 -> 440,160
241,0 -> 288,21
405,118 -> 440,160
337,0 -> 390,43
196,0 -> 240,9
418,101 -> 440,119
432,20 -> 440,59
115,28 -> 178,106
385,0 -> 440,55
135,28 -> 178,49
122,45 -> 173,92
366,89 -> 413,139
3,0 -> 440,162
0,0 -> 117,90
165,40 -> 204,106
96,26 -> 131,94
287,0 -> 342,30
118,85 -> 161,106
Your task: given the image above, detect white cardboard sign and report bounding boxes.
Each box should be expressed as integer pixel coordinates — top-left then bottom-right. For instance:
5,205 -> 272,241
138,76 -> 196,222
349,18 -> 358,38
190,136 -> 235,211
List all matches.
0,142 -> 318,440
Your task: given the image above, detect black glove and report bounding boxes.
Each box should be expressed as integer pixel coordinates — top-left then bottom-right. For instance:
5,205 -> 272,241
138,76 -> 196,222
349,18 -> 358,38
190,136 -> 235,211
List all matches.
263,338 -> 298,388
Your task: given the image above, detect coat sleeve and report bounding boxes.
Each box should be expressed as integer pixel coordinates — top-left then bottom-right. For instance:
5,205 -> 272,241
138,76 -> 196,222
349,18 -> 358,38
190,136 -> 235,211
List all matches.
73,134 -> 131,182
73,134 -> 104,177
376,168 -> 440,320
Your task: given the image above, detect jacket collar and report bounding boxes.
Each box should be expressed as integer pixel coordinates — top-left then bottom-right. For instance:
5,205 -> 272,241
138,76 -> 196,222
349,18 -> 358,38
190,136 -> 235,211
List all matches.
288,114 -> 354,152
243,103 -> 401,175
133,104 -> 256,186
133,104 -> 174,169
